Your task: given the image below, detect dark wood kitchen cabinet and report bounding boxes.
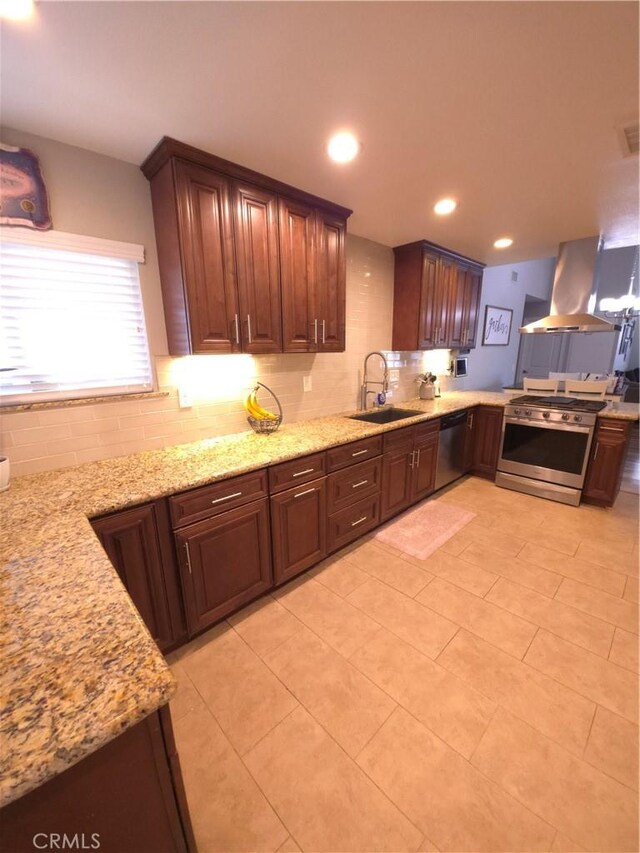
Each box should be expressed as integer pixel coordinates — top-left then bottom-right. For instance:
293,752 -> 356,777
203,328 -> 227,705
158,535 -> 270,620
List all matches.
392,240 -> 484,351
91,502 -> 186,653
0,708 -> 195,853
271,477 -> 327,584
583,418 -> 633,506
174,499 -> 272,635
142,137 -> 351,356
234,181 -> 282,353
381,420 -> 440,521
469,405 -> 503,479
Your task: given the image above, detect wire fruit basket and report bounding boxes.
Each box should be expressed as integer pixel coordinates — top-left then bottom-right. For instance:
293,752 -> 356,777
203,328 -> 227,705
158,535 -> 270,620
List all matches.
246,382 -> 283,434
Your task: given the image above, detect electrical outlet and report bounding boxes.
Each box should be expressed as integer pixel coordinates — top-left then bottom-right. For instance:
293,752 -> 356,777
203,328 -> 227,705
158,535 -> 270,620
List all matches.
389,369 -> 400,383
178,385 -> 193,409
511,270 -> 519,282
303,375 -> 312,392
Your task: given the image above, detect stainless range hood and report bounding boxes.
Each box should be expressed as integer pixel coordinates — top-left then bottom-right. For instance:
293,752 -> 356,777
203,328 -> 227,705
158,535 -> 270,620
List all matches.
520,236 -> 621,333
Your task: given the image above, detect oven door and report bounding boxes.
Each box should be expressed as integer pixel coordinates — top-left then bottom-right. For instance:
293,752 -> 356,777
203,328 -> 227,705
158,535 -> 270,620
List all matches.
498,416 -> 594,489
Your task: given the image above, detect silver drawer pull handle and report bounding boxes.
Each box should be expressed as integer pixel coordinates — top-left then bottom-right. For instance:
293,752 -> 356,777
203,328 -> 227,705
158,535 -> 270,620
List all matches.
294,488 -> 315,498
247,314 -> 252,344
234,314 -> 240,345
600,426 -> 624,432
351,516 -> 368,528
351,449 -> 368,457
352,480 -> 368,489
184,542 -> 193,575
292,468 -> 315,477
211,491 -> 242,505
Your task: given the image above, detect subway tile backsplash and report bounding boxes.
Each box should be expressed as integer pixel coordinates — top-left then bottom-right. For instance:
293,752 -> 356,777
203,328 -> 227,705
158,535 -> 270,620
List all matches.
0,235 -> 428,477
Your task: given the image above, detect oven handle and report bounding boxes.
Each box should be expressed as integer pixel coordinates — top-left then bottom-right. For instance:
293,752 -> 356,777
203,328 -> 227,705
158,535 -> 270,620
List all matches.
503,416 -> 593,435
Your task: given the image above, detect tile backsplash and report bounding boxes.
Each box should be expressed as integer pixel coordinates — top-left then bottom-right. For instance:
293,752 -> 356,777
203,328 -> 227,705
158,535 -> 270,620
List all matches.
1,235 -> 433,478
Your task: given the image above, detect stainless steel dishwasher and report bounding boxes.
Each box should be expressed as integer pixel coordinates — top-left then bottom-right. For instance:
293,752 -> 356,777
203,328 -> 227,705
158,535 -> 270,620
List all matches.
435,410 -> 470,490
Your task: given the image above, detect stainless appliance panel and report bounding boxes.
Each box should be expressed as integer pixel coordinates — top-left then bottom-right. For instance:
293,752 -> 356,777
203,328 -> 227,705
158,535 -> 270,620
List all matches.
497,415 -> 594,489
435,410 -> 469,490
496,471 -> 581,507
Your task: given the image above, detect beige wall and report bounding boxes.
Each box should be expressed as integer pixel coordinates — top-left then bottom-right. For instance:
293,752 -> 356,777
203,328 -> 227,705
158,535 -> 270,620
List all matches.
0,129 -> 428,476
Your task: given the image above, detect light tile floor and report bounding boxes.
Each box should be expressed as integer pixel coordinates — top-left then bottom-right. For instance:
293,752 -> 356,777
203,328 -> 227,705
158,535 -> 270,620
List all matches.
167,476 -> 639,853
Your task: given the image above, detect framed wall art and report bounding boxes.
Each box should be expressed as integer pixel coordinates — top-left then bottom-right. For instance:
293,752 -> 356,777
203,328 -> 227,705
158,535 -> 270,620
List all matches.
482,305 -> 513,346
0,143 -> 52,230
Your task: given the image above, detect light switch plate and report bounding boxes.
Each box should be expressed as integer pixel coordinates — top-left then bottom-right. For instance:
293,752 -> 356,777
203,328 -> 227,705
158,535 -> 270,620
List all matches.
303,375 -> 312,392
178,385 -> 193,409
389,369 -> 400,383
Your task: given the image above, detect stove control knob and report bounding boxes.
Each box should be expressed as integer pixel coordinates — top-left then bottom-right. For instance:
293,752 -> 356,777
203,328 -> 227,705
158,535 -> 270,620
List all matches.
542,412 -> 550,419
525,409 -> 533,417
561,413 -> 570,421
574,415 -> 582,423
513,408 -> 521,415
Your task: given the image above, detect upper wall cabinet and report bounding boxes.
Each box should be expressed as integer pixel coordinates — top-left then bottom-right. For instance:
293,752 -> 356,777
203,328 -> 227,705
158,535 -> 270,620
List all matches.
142,138 -> 352,355
392,240 -> 484,351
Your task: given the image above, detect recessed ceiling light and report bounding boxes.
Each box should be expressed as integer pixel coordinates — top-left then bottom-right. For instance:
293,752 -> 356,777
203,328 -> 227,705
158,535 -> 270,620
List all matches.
327,132 -> 360,164
433,198 -> 457,216
0,0 -> 34,20
494,237 -> 513,249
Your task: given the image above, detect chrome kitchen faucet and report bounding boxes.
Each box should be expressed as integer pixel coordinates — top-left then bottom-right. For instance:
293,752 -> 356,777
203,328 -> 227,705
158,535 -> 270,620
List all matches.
360,351 -> 389,410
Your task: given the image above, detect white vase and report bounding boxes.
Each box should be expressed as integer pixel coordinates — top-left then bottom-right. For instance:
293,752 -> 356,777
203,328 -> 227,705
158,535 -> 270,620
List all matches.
0,457 -> 9,491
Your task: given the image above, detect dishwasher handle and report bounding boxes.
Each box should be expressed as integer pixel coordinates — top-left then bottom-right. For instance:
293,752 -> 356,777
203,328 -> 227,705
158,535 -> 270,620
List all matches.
440,410 -> 469,430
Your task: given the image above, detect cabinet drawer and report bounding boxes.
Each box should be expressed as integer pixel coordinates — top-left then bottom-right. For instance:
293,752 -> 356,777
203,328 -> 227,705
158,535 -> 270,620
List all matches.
268,452 -> 326,494
383,425 -> 415,454
415,419 -> 439,440
169,469 -> 268,528
326,435 -> 382,472
327,494 -> 380,554
327,457 -> 382,513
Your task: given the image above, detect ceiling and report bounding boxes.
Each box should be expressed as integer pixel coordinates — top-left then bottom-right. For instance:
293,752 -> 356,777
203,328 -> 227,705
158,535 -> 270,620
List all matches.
1,1 -> 638,264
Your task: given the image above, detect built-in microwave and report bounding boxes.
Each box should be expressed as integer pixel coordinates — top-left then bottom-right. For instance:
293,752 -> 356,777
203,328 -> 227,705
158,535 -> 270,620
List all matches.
454,356 -> 468,378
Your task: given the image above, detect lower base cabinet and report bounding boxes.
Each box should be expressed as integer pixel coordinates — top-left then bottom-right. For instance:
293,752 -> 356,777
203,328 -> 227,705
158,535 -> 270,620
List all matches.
381,421 -> 440,521
271,477 -> 327,584
174,499 -> 273,635
583,418 -> 632,506
469,405 -> 503,479
91,502 -> 186,652
0,708 -> 195,853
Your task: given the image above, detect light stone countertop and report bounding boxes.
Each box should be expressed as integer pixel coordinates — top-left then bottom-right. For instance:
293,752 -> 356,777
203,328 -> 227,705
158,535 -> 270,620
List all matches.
0,389 -> 637,807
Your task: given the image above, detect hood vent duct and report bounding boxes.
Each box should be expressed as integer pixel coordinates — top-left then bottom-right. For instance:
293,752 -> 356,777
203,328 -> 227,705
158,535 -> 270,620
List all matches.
519,236 -> 621,334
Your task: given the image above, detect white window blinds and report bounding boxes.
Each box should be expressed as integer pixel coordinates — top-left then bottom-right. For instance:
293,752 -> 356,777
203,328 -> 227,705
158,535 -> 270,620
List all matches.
0,232 -> 153,403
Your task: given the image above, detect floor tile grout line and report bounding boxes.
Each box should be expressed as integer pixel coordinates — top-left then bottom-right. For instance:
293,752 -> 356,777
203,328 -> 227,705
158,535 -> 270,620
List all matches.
389,704 -> 562,846
244,700 -> 426,848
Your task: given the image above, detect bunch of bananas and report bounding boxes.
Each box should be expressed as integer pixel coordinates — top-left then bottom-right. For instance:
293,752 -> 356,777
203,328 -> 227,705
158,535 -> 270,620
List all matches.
244,386 -> 278,421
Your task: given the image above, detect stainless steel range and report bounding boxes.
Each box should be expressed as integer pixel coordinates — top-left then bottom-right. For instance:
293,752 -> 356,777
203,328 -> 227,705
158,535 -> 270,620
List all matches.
496,395 -> 608,506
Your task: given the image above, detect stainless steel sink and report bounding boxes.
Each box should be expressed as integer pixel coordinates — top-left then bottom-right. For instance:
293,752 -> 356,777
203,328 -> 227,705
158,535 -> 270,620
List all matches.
347,407 -> 424,425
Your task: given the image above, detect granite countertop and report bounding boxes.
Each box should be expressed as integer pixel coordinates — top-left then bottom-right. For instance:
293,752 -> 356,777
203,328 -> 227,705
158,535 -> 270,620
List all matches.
0,389 -> 637,807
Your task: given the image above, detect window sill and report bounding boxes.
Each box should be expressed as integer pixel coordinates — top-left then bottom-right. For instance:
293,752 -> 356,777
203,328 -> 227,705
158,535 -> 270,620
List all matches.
0,390 -> 170,414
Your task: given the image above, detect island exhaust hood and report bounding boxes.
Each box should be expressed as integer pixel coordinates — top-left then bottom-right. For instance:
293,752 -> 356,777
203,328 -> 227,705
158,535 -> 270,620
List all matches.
519,236 -> 621,334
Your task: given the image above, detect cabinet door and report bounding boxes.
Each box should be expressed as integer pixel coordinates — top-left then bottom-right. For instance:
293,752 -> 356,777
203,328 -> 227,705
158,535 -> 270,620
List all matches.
315,210 -> 346,351
92,503 -> 184,652
175,161 -> 239,353
271,478 -> 327,585
233,182 -> 282,353
583,421 -> 631,505
381,447 -> 414,521
175,500 -> 272,634
447,264 -> 468,348
435,256 -> 456,348
412,430 -> 439,502
417,252 -> 440,349
471,406 -> 504,479
279,197 -> 316,352
462,268 -> 482,348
